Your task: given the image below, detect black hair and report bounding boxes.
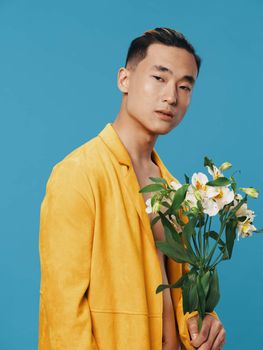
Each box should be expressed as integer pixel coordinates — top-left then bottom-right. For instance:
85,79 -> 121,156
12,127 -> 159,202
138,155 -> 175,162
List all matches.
125,27 -> 201,76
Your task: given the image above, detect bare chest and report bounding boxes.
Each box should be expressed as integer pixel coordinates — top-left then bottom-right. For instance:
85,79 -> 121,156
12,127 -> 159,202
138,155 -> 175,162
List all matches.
134,163 -> 165,242
133,162 -> 180,348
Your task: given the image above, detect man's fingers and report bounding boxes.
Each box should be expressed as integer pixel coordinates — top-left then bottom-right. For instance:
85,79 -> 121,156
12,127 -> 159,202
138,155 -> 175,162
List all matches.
211,327 -> 226,350
187,316 -> 199,341
190,316 -> 210,348
197,319 -> 224,350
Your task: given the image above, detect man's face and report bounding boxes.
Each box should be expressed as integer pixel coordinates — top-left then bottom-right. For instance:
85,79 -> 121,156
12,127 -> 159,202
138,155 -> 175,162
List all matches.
119,43 -> 198,135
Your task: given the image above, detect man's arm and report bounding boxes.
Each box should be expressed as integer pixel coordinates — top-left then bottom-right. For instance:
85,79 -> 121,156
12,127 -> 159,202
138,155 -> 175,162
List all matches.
38,159 -> 98,349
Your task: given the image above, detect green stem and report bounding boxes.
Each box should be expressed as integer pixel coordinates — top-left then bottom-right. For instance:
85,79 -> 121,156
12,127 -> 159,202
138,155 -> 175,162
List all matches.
192,233 -> 201,259
210,250 -> 224,269
206,206 -> 235,268
205,216 -> 227,268
198,214 -> 203,257
197,313 -> 203,333
203,214 -> 209,258
208,214 -> 212,232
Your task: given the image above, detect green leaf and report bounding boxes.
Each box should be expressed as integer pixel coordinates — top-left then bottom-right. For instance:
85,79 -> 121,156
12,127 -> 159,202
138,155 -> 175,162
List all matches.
204,156 -> 215,170
184,173 -> 190,184
149,176 -> 167,185
156,284 -> 170,293
197,275 -> 206,319
170,272 -> 190,288
200,271 -> 211,298
225,219 -> 237,259
150,215 -> 160,227
230,175 -> 237,193
196,214 -> 205,228
155,241 -> 190,264
188,283 -> 199,313
205,268 -> 220,312
158,212 -> 182,245
182,217 -> 199,264
161,201 -> 171,209
229,194 -> 247,217
206,177 -> 232,187
237,216 -> 247,223
182,283 -> 190,313
205,231 -> 225,247
253,229 -> 263,233
159,212 -> 198,266
197,199 -> 203,212
139,184 -> 164,193
169,184 -> 190,214
150,193 -> 159,207
181,269 -> 197,313
155,272 -> 190,293
219,245 -> 229,260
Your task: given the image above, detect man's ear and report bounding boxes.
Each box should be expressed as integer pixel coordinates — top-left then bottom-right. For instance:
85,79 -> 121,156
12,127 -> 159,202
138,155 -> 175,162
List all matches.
117,67 -> 130,93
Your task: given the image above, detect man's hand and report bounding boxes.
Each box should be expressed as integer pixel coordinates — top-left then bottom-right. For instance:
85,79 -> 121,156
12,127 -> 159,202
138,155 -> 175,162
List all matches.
187,314 -> 226,349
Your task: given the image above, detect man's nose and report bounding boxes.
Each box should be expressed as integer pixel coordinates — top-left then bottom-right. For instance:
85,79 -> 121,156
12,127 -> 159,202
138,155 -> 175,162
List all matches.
163,85 -> 178,105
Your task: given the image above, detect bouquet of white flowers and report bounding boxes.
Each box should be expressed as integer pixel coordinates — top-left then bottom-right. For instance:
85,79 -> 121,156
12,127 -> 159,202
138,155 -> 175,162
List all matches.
139,156 -> 263,331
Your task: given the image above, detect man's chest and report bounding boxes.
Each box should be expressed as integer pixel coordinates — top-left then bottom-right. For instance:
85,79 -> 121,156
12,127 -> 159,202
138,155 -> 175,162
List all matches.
132,163 -> 166,243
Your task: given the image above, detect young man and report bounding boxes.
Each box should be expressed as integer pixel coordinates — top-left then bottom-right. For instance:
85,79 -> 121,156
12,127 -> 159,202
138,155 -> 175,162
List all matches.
38,28 -> 226,350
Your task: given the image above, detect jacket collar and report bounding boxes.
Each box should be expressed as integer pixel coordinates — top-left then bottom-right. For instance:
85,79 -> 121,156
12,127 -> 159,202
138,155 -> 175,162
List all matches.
98,123 -> 176,184
98,122 -> 179,247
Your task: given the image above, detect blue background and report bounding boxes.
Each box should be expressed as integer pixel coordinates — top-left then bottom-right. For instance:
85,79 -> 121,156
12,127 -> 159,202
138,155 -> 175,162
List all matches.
1,0 -> 262,349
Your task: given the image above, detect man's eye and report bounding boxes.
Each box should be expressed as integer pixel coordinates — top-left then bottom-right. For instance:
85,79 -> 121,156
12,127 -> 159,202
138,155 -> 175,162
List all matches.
152,75 -> 164,82
180,86 -> 191,91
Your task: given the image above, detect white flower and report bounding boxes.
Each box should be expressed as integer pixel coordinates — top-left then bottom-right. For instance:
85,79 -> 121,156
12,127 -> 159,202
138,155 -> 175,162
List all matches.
229,195 -> 257,240
145,197 -> 161,214
202,197 -> 219,216
236,202 -> 256,240
206,164 -> 224,180
190,171 -> 234,216
185,184 -> 198,208
212,186 -> 235,211
170,181 -> 182,190
236,202 -> 256,222
191,172 -> 210,191
237,221 -> 257,240
145,198 -> 153,214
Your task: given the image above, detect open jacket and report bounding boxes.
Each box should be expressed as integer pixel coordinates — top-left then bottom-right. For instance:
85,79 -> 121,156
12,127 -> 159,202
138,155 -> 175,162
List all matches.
38,123 -> 218,350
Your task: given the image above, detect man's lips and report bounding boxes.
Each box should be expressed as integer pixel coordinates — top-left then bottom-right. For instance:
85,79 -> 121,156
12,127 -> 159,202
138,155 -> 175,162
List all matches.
155,110 -> 174,120
155,110 -> 174,117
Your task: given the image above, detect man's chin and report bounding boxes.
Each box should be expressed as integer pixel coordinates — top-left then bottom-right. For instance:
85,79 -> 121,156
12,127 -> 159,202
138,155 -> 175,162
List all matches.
147,121 -> 177,136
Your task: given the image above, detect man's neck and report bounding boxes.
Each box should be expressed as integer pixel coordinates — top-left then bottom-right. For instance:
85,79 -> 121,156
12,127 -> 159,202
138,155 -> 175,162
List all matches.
112,112 -> 158,168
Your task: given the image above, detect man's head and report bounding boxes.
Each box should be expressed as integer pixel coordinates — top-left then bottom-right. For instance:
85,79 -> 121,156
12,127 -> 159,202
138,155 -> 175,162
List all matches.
117,27 -> 200,135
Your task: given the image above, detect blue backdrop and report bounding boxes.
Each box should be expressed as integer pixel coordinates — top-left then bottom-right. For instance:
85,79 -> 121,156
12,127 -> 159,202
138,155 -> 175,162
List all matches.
0,0 -> 262,349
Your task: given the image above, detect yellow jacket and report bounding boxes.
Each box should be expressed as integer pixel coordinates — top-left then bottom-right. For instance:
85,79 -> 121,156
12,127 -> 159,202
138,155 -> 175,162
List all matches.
38,123 -> 218,350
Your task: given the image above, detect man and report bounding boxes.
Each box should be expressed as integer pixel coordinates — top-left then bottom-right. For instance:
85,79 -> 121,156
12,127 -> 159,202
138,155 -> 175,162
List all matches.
38,27 -> 226,349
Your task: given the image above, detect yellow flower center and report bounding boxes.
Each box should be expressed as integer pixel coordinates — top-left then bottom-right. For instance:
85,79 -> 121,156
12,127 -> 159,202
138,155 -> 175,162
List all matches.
214,189 -> 223,199
196,180 -> 205,191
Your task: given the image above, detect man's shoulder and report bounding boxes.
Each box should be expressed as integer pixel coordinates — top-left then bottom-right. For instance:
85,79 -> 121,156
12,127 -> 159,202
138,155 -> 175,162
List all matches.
47,134 -> 105,184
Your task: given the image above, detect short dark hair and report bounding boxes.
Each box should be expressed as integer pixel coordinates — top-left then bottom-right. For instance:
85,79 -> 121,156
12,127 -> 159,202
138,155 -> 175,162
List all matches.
125,27 -> 201,76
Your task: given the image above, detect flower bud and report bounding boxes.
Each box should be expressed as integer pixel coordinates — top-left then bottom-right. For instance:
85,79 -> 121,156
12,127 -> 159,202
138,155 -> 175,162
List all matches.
219,161 -> 232,171
191,207 -> 199,215
178,207 -> 189,224
152,201 -> 161,213
194,190 -> 202,201
239,187 -> 259,198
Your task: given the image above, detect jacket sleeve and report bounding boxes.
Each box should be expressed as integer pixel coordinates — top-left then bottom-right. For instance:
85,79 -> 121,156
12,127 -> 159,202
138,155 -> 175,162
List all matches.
176,262 -> 220,350
38,159 -> 98,349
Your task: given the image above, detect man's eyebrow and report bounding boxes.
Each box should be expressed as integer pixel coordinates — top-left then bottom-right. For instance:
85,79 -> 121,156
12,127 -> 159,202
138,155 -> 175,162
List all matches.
151,64 -> 196,84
